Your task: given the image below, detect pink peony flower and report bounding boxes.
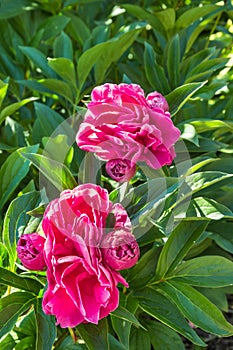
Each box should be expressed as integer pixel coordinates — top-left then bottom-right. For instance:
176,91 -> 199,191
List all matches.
101,230 -> 140,270
76,83 -> 180,177
17,233 -> 46,271
105,159 -> 136,182
41,184 -> 137,328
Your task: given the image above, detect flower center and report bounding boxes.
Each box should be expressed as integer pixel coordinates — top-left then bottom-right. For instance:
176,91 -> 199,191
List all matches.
111,161 -> 128,178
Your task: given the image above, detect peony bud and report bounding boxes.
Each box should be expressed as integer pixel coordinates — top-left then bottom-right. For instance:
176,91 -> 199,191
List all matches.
17,233 -> 46,271
106,159 -> 136,182
146,91 -> 169,112
101,230 -> 140,270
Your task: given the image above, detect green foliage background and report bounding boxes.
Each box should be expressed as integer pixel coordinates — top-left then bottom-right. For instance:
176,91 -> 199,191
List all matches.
0,0 -> 233,349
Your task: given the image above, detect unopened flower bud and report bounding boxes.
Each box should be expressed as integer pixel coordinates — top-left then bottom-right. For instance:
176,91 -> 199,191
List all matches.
101,230 -> 139,270
106,159 -> 136,182
146,91 -> 169,112
17,233 -> 46,271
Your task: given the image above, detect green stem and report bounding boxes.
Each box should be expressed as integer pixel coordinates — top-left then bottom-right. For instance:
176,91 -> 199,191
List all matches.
68,327 -> 78,343
204,13 -> 221,49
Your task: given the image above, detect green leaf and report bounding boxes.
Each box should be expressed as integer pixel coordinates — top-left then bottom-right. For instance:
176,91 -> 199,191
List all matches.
2,191 -> 41,268
111,305 -> 144,348
0,144 -> 39,212
0,0 -> 36,19
121,4 -> 166,37
144,42 -> 170,94
181,47 -> 216,79
172,171 -> 233,211
48,58 -> 77,89
0,291 -> 37,338
15,309 -> 37,338
111,306 -> 142,329
66,13 -> 90,46
156,220 -> 209,279
42,134 -> 72,165
0,267 -> 43,294
78,152 -> 102,185
129,327 -> 151,350
108,335 -> 126,350
127,246 -> 160,289
197,287 -> 228,312
110,296 -> 138,350
16,79 -> 56,96
158,281 -> 233,336
38,79 -> 74,102
77,24 -> 144,91
32,102 -> 74,144
0,334 -> 16,350
0,79 -> 8,109
200,158 -> 233,174
133,287 -> 205,346
171,255 -> 233,287
145,320 -> 185,350
14,337 -> 35,350
0,97 -> 38,125
22,153 -> 77,192
190,119 -> 233,133
27,203 -> 46,218
0,243 -> 8,268
174,195 -> 233,221
53,31 -> 73,60
184,157 -> 217,176
185,171 -> 233,195
209,222 -> 233,254
34,300 -> 56,350
175,4 -> 222,29
165,81 -> 207,116
19,46 -> 57,78
179,123 -> 199,146
187,197 -> 233,220
1,117 -> 26,148
166,34 -> 180,88
35,0 -> 62,13
128,177 -> 179,228
185,58 -> 228,83
153,8 -> 176,32
40,15 -> 70,41
77,318 -> 109,350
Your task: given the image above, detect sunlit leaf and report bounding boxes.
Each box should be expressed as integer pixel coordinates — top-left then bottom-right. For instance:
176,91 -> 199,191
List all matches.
156,220 -> 209,279
0,79 -> 8,109
2,190 -> 41,268
22,153 -> 77,191
0,97 -> 38,125
77,24 -> 144,92
0,145 -> 39,212
0,292 -> 36,338
0,267 -> 43,294
165,81 -> 207,116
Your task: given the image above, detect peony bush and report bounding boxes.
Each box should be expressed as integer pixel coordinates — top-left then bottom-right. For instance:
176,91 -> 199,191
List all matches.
0,1 -> 233,350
